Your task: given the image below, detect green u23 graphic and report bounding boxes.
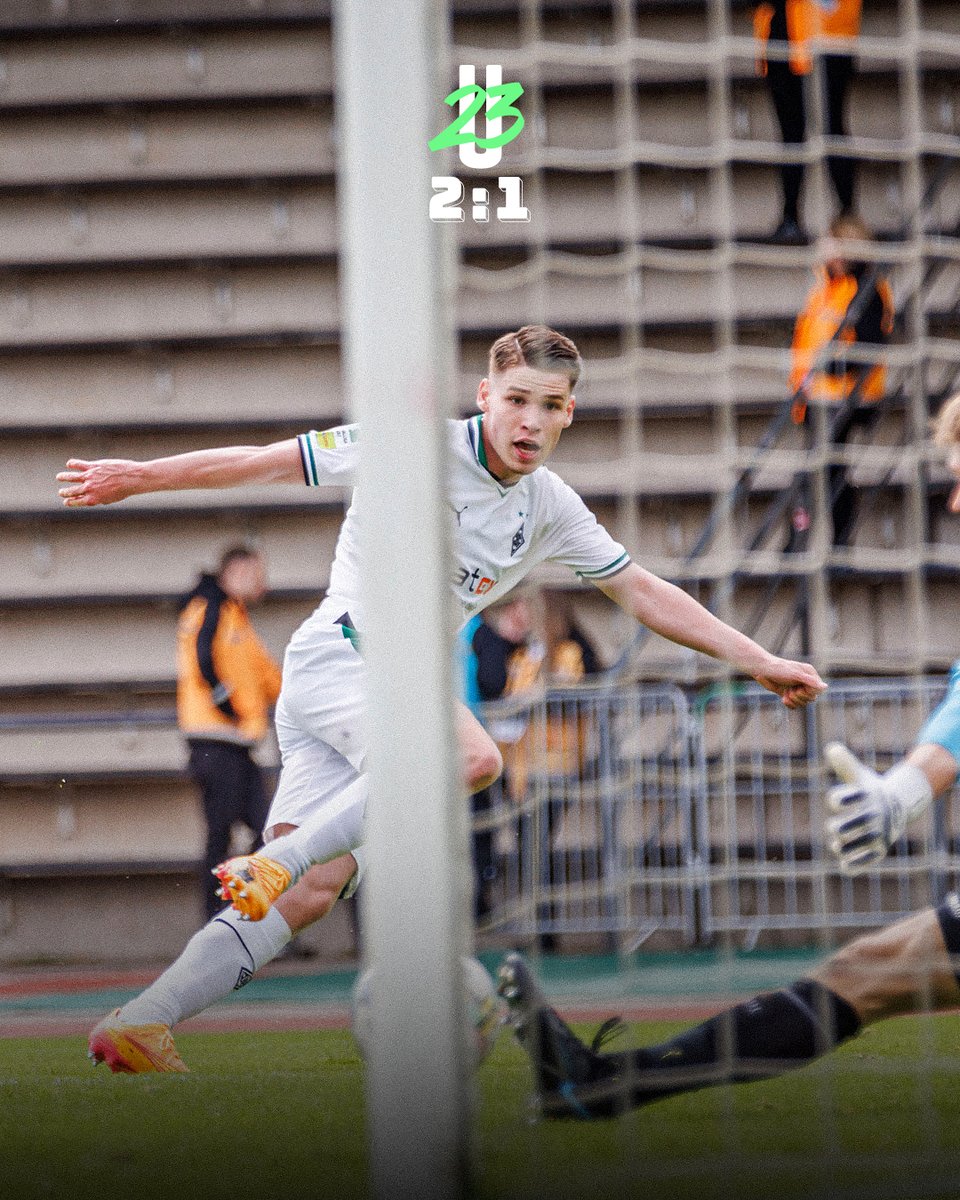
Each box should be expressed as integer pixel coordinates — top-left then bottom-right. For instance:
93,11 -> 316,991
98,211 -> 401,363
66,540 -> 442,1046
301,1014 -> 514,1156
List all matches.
429,79 -> 524,154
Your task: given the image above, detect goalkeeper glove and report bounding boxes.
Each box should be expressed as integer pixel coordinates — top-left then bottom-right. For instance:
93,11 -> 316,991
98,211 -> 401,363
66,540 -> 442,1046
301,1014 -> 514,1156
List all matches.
824,741 -> 933,874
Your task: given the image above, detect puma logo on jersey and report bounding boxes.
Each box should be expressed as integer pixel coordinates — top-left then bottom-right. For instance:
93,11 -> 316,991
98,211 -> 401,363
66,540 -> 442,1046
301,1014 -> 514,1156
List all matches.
450,503 -> 469,526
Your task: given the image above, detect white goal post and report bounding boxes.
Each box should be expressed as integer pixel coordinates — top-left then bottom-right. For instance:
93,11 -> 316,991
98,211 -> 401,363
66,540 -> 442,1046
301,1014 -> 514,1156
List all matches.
333,3 -> 473,1200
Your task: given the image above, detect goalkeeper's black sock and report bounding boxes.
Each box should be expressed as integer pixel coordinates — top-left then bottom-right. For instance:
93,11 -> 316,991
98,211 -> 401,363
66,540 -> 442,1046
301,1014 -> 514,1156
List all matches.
603,979 -> 861,1111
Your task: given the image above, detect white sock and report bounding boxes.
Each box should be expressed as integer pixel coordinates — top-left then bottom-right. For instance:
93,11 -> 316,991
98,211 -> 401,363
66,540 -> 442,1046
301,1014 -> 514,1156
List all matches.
118,905 -> 292,1028
262,774 -> 368,883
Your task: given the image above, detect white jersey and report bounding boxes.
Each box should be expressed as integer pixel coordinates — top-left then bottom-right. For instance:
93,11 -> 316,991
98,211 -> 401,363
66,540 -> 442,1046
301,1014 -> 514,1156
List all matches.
294,415 -> 629,634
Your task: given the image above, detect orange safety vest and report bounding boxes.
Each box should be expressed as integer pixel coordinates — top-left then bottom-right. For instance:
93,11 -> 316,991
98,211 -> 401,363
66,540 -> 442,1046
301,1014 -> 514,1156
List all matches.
498,640 -> 594,802
177,589 -> 282,745
790,267 -> 894,409
754,0 -> 861,76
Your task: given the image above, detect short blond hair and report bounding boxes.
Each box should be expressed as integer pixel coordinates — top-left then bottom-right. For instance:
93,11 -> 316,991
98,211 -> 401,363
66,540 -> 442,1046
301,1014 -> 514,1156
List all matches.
932,394 -> 960,448
487,325 -> 582,387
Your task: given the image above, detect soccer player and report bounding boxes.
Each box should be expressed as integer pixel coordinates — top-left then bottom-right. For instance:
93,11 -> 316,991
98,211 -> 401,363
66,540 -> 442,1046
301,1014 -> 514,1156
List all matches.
58,325 -> 824,1072
496,390 -> 960,1121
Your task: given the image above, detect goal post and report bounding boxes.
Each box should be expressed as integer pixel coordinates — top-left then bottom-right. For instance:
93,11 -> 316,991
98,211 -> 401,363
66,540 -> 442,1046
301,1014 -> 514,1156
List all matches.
332,3 -> 473,1199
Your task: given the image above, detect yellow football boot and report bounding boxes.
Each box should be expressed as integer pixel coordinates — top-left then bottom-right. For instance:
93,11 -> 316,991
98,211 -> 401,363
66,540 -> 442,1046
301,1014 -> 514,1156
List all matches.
212,853 -> 292,920
88,1009 -> 188,1074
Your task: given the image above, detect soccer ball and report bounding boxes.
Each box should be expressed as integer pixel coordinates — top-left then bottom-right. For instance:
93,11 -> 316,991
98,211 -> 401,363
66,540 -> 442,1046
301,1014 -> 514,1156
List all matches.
351,955 -> 503,1068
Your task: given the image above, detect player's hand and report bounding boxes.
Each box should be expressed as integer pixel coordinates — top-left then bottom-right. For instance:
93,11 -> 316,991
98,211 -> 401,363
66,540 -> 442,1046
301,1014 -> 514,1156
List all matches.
752,656 -> 826,709
56,458 -> 144,507
824,742 -> 905,874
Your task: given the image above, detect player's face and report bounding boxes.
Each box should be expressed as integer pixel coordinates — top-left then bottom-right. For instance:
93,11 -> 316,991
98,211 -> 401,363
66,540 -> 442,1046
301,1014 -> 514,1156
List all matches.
476,365 -> 575,484
948,450 -> 960,514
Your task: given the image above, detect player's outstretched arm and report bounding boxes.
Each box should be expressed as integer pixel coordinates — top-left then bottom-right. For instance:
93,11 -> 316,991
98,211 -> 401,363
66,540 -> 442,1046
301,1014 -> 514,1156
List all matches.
596,563 -> 825,708
57,438 -> 304,507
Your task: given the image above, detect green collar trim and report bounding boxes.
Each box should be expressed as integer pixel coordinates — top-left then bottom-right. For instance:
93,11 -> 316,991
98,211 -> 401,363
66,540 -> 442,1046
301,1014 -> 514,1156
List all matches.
473,413 -> 514,494
476,414 -> 489,470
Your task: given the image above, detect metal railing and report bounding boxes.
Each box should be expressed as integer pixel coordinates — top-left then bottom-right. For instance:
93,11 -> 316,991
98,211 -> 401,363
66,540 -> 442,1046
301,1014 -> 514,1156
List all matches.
477,673 -> 959,949
477,681 -> 699,948
3,674 -> 957,948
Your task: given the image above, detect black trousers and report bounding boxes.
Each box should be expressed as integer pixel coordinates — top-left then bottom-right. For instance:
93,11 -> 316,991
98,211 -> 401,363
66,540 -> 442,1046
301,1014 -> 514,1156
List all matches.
786,401 -> 879,551
187,739 -> 270,920
765,53 -> 856,222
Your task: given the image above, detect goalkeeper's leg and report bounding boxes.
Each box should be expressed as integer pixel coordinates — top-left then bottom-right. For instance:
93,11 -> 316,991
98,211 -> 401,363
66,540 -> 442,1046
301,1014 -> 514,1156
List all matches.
507,901 -> 960,1118
505,970 -> 862,1119
810,901 -> 960,1023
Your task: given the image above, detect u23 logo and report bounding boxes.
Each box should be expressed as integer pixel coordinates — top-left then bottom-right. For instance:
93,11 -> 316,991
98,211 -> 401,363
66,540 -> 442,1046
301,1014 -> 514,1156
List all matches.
428,65 -> 524,168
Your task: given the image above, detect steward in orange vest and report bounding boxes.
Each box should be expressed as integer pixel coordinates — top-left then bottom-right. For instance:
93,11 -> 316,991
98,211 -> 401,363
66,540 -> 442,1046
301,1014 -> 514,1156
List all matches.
788,215 -> 894,547
176,545 -> 283,919
177,564 -> 281,745
755,0 -> 862,76
790,214 -> 894,421
754,0 -> 861,239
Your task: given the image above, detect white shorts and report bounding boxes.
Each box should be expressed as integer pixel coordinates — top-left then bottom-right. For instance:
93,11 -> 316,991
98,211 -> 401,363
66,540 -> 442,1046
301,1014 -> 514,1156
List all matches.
264,606 -> 368,894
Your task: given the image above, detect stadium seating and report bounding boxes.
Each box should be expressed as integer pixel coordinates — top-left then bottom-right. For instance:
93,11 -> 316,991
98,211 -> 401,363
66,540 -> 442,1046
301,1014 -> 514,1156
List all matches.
0,344 -> 343,429
0,0 -> 957,961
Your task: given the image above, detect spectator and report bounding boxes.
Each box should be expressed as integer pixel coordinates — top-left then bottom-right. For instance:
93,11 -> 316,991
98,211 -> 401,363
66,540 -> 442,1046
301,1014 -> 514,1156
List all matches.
500,591 -> 601,800
177,545 -> 282,920
789,213 -> 894,547
497,591 -> 603,952
464,592 -> 534,712
754,0 -> 861,242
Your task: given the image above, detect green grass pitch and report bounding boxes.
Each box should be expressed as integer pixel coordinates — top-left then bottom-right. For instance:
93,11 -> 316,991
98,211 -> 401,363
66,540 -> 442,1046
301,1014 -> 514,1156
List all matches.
3,1017 -> 960,1200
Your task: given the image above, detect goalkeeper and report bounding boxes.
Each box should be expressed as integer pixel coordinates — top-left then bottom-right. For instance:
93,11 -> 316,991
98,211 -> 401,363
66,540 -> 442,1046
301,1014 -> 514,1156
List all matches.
498,391 -> 960,1121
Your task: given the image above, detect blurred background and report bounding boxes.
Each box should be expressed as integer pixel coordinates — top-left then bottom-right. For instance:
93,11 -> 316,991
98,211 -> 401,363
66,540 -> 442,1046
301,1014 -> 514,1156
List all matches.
0,0 -> 958,968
